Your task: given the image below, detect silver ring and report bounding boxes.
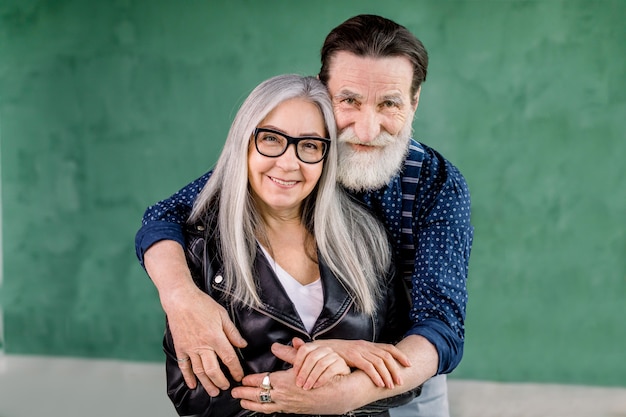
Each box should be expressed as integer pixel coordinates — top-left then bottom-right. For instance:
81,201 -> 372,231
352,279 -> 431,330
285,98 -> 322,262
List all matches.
260,373 -> 272,390
259,389 -> 272,403
176,357 -> 190,363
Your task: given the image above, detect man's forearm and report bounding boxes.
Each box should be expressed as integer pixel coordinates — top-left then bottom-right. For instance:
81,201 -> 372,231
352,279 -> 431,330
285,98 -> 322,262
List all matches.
340,334 -> 438,411
288,335 -> 438,413
144,240 -> 199,310
146,239 -> 249,392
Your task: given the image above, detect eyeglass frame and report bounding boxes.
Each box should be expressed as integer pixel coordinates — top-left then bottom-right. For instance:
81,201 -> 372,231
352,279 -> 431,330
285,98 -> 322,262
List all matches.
252,127 -> 331,164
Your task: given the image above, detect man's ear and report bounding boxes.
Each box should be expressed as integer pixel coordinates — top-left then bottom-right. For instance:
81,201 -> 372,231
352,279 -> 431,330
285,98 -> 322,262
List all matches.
412,86 -> 421,111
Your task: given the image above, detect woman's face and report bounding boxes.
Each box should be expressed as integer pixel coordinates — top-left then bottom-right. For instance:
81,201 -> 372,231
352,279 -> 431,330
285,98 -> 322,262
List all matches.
248,98 -> 327,218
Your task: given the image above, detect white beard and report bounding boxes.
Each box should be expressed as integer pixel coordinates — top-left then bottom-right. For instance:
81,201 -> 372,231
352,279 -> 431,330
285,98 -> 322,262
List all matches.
336,122 -> 412,192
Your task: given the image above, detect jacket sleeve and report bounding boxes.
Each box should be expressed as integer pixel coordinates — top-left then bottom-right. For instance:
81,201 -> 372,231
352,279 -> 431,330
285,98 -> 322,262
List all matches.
163,323 -> 244,417
162,224 -> 244,417
378,262 -> 411,345
350,264 -> 421,415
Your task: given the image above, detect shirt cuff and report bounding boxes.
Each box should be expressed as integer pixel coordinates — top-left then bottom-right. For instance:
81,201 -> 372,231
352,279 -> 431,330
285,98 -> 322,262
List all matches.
405,318 -> 464,375
135,221 -> 185,268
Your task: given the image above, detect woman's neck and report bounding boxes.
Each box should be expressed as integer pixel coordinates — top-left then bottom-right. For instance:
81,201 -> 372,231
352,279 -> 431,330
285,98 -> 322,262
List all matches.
257,215 -> 319,286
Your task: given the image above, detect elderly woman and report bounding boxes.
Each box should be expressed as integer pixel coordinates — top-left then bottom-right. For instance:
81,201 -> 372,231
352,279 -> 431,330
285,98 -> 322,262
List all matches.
161,74 -> 417,417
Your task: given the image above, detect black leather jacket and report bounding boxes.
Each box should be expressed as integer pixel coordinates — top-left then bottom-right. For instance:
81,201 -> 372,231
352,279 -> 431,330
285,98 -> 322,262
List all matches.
164,222 -> 420,417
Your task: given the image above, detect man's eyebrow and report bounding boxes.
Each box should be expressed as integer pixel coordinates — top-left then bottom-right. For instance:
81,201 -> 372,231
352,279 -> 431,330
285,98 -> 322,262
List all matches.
381,94 -> 404,105
333,90 -> 362,101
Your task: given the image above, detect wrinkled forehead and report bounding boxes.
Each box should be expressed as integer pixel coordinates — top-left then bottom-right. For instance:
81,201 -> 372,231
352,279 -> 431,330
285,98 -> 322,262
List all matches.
326,51 -> 414,99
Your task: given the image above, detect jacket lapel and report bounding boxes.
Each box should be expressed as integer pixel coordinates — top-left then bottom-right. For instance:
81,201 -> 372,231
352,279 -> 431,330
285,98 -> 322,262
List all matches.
210,246 -> 355,337
311,256 -> 354,336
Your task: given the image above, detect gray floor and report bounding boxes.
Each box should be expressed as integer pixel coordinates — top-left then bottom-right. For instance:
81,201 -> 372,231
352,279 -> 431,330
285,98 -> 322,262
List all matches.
0,354 -> 624,417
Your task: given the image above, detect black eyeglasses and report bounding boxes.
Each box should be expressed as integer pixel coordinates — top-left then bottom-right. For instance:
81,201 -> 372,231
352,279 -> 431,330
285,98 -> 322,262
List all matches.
253,128 -> 331,164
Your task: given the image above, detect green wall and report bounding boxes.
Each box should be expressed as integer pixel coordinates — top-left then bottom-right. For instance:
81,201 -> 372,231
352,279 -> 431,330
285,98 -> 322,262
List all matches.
1,0 -> 624,387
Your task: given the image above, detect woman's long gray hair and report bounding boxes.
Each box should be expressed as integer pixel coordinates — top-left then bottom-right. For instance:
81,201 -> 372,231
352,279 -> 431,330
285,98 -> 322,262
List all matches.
189,74 -> 390,314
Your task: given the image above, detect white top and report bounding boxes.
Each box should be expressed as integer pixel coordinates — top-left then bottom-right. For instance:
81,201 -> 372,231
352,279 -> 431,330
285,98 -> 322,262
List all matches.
259,244 -> 323,333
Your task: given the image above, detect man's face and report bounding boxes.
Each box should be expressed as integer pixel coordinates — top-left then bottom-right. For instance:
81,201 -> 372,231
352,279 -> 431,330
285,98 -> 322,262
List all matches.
326,51 -> 419,192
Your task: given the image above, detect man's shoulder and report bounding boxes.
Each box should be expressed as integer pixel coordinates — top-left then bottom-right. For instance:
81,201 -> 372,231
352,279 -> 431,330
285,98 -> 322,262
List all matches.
399,139 -> 470,198
406,139 -> 448,163
400,139 -> 440,178
406,139 -> 465,176
374,139 -> 465,193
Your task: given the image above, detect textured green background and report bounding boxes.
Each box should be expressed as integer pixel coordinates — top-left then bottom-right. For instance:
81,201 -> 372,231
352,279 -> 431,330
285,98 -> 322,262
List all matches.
1,0 -> 624,387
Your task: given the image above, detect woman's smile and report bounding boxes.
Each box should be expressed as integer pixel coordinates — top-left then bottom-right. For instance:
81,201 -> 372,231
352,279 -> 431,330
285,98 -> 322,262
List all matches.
268,176 -> 299,187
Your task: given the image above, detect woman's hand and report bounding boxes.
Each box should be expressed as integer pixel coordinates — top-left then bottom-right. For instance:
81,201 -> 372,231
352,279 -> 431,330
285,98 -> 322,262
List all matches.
231,367 -> 357,415
289,337 -> 351,389
290,337 -> 411,390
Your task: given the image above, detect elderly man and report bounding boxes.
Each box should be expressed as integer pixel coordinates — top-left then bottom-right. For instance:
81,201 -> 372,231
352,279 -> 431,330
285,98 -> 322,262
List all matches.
136,14 -> 473,416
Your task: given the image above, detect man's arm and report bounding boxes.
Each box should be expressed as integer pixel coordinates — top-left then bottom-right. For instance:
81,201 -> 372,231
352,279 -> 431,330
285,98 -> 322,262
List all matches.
407,146 -> 474,374
135,172 -> 211,266
144,240 -> 247,395
135,171 -> 247,395
231,334 -> 437,415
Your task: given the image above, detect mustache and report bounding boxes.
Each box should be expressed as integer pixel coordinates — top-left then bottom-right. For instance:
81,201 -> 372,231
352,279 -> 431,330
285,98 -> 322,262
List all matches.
338,127 -> 395,148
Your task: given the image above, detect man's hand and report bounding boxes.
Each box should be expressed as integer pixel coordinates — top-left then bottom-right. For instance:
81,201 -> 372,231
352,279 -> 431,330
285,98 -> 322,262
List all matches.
165,286 -> 247,395
232,334 -> 438,415
144,240 -> 248,396
288,338 -> 411,389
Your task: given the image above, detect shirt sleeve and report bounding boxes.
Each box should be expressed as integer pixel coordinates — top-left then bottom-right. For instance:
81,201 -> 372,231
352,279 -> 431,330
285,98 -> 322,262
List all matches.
134,171 -> 212,267
405,147 -> 474,375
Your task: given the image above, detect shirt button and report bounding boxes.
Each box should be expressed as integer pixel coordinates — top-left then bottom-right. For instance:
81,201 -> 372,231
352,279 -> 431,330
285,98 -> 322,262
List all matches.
214,275 -> 223,284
